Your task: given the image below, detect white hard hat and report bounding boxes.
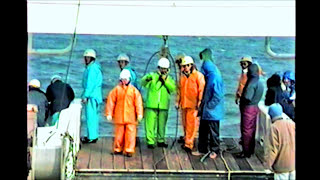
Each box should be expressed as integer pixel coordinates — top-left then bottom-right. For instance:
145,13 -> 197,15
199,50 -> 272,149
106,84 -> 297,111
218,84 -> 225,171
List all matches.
117,53 -> 130,62
158,58 -> 170,68
51,75 -> 62,83
29,79 -> 41,88
119,69 -> 131,80
83,49 -> 96,59
181,56 -> 194,65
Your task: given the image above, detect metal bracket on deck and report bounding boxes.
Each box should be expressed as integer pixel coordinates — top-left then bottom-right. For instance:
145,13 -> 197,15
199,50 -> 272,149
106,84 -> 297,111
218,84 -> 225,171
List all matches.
265,37 -> 295,60
28,33 -> 76,55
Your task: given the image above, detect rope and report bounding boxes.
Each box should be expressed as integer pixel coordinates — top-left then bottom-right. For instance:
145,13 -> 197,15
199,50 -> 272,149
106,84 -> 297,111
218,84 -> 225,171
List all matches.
55,0 -> 80,118
65,0 -> 81,83
142,36 -> 180,179
220,150 -> 232,180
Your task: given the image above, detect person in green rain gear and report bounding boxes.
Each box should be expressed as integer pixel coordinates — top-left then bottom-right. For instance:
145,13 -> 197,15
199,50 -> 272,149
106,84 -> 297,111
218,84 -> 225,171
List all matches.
81,49 -> 103,144
141,57 -> 176,148
117,53 -> 138,89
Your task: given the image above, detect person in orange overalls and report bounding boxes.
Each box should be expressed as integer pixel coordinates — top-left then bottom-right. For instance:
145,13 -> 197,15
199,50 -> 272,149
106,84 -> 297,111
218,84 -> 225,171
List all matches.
176,56 -> 205,152
105,69 -> 143,157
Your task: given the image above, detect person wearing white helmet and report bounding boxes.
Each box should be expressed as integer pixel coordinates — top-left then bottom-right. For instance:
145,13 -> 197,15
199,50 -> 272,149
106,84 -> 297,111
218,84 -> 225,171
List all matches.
116,53 -> 138,88
28,79 -> 49,127
105,69 -> 143,157
176,56 -> 205,152
81,48 -> 103,144
140,57 -> 176,148
46,75 -> 75,126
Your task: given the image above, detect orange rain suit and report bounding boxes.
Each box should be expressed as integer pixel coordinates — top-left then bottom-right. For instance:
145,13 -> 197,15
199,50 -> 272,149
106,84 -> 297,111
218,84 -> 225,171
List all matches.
178,70 -> 205,150
105,84 -> 143,154
236,71 -> 248,100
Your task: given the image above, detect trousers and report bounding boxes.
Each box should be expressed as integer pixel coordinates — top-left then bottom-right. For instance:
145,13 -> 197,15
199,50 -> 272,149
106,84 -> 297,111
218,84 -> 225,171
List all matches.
113,123 -> 137,153
198,120 -> 220,154
145,108 -> 169,145
240,105 -> 259,155
274,170 -> 296,180
181,108 -> 199,150
85,98 -> 99,140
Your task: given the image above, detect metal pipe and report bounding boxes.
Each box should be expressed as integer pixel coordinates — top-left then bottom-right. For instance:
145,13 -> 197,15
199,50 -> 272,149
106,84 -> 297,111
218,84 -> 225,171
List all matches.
27,33 -> 76,55
265,37 -> 295,60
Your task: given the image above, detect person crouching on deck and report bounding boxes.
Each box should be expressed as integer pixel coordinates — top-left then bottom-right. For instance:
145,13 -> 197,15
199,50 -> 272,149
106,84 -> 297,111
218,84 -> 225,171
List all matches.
176,56 -> 205,152
105,69 -> 143,157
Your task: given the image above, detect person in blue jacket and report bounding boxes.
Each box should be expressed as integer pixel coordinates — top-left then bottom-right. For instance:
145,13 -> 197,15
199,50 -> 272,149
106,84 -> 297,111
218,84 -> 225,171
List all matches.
81,49 -> 103,144
116,53 -> 138,89
192,48 -> 224,159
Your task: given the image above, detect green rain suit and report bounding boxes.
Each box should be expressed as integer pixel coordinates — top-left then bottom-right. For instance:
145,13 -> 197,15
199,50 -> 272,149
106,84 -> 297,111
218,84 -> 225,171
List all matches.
82,61 -> 103,140
141,72 -> 176,145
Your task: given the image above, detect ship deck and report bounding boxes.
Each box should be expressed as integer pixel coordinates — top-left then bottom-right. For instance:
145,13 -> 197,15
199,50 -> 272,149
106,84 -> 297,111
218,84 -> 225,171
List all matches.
75,137 -> 272,179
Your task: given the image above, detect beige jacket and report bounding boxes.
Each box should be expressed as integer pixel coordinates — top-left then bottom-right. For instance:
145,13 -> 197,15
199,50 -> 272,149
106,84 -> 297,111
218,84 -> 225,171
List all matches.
267,118 -> 295,173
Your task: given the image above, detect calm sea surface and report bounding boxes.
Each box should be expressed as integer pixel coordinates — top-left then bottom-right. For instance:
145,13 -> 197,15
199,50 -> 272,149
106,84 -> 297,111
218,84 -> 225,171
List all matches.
28,34 -> 295,138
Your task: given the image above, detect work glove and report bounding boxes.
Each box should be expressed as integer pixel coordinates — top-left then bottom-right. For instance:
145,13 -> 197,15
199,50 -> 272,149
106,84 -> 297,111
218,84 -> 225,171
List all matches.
107,115 -> 112,122
137,115 -> 143,122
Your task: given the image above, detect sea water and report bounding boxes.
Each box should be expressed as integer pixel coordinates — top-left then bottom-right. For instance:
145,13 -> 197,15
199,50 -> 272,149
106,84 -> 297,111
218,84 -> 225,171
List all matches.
27,34 -> 295,138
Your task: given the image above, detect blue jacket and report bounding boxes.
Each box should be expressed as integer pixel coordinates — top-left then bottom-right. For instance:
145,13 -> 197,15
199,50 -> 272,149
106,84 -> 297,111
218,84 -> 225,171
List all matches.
124,66 -> 138,89
199,60 -> 225,121
82,61 -> 103,104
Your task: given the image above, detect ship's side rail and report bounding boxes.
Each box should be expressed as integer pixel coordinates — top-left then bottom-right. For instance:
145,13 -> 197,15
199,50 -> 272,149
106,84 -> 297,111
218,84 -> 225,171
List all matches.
27,99 -> 82,180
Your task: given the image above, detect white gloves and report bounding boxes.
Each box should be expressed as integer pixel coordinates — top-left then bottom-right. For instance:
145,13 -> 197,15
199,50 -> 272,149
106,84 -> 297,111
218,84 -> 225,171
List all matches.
107,115 -> 112,122
137,115 -> 143,122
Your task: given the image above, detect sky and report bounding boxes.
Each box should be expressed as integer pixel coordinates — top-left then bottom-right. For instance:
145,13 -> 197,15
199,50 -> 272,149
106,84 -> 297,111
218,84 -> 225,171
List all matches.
27,0 -> 295,36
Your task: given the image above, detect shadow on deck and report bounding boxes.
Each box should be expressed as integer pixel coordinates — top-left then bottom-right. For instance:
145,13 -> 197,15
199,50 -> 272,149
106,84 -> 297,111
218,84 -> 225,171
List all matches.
75,137 -> 273,179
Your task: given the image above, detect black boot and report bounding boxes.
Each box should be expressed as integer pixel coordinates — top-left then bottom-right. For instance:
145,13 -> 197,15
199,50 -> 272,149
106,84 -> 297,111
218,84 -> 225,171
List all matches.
158,142 -> 168,148
177,136 -> 184,143
81,137 -> 98,144
147,144 -> 155,149
235,151 -> 251,158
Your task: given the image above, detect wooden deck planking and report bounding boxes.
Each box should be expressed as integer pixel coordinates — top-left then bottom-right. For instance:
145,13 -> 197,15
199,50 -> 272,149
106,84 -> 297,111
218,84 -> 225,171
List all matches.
223,138 -> 252,171
187,152 -> 206,170
164,138 -> 181,170
76,143 -> 91,169
202,155 -> 218,171
213,155 -> 228,171
125,138 -> 143,169
174,139 -> 193,170
139,137 -> 154,170
88,138 -> 103,169
221,138 -> 241,171
113,152 -> 125,169
76,137 -> 269,175
229,138 -> 267,171
101,137 -> 113,169
153,144 -> 168,169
